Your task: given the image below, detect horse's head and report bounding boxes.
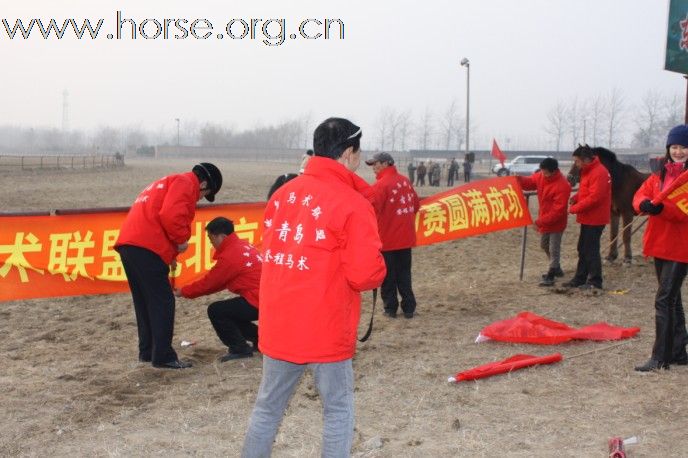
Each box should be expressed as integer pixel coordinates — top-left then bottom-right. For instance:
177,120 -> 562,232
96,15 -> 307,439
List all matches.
566,144 -> 594,186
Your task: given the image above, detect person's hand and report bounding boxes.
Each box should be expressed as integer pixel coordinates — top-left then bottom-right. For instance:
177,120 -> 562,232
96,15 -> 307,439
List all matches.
177,242 -> 189,253
569,196 -> 576,205
173,288 -> 182,297
170,259 -> 177,271
639,199 -> 664,215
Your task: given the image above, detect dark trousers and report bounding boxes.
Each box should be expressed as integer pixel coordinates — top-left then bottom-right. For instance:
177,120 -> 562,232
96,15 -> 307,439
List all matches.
208,296 -> 258,352
417,174 -> 425,186
381,249 -> 416,315
116,245 -> 178,365
572,224 -> 605,288
651,258 -> 688,363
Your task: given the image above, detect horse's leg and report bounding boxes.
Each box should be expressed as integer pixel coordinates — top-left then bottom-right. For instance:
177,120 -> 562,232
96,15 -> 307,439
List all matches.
606,210 -> 619,262
622,211 -> 633,264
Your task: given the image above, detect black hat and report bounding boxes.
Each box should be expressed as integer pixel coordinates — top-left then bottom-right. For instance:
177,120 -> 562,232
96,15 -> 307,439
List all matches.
365,152 -> 394,166
193,162 -> 223,202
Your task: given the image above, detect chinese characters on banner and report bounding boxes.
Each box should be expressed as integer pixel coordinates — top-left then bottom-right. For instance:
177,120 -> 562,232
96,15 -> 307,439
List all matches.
0,203 -> 265,301
0,177 -> 532,302
414,176 -> 532,246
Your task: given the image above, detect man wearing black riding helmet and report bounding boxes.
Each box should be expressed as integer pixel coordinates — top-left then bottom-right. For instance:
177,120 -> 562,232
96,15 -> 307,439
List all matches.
115,163 -> 223,369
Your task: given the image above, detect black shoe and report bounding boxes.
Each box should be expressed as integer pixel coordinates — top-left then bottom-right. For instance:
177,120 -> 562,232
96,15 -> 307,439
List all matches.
671,355 -> 688,365
383,310 -> 397,318
562,279 -> 584,288
153,359 -> 192,369
539,276 -> 555,287
403,312 -> 414,319
634,359 -> 669,372
220,349 -> 253,362
552,267 -> 564,278
578,283 -> 603,291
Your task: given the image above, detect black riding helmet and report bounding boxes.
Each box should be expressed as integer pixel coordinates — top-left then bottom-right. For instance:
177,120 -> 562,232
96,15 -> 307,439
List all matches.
192,162 -> 223,202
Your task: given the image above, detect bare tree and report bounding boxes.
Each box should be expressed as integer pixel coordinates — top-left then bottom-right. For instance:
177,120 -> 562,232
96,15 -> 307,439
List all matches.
417,108 -> 433,151
606,87 -> 625,148
442,99 -> 460,150
588,94 -> 605,146
387,109 -> 400,151
397,110 -> 412,151
376,107 -> 391,151
662,93 -> 683,132
566,96 -> 581,149
544,101 -> 567,151
632,89 -> 663,147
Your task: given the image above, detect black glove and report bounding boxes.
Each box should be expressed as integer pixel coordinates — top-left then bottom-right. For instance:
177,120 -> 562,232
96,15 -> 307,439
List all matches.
639,199 -> 664,215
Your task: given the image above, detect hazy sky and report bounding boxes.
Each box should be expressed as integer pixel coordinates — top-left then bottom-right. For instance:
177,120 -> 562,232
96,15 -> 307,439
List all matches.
1,0 -> 683,150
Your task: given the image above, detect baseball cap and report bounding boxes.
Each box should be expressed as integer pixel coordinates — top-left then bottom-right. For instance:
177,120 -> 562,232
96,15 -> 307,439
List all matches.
365,152 -> 395,166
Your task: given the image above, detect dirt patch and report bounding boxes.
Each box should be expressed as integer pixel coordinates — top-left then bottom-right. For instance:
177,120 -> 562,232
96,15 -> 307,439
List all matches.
1,158 -> 685,456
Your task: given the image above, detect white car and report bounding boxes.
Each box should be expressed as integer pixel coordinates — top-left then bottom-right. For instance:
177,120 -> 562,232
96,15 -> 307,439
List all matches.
492,155 -> 551,177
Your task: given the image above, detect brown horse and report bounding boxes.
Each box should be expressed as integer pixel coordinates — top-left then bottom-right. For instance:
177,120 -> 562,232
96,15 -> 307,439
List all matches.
567,145 -> 649,263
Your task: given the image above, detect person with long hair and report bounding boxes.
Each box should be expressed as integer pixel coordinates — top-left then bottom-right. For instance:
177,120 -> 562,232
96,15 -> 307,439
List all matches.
633,124 -> 688,371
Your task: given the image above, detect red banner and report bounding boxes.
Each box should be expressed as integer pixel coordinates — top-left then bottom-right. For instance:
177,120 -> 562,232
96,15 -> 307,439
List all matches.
414,176 -> 532,246
0,203 -> 265,302
1,177 -> 532,302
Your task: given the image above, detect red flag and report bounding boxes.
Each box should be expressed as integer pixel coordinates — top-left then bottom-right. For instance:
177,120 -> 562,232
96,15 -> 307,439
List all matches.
479,311 -> 640,345
450,353 -> 562,382
651,168 -> 688,205
491,139 -> 507,165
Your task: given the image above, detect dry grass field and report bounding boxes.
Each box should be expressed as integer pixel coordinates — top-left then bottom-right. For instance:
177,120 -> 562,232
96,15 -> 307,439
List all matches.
1,157 -> 686,457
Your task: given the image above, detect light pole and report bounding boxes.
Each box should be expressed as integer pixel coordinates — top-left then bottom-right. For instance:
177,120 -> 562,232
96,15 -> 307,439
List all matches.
175,118 -> 180,151
460,57 -> 470,161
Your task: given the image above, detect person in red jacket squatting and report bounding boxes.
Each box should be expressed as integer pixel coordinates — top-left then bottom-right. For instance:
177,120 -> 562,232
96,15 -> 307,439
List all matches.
242,118 -> 386,458
562,148 -> 612,290
365,152 -> 420,318
516,158 -> 572,287
174,217 -> 261,362
115,163 -> 223,369
633,124 -> 688,372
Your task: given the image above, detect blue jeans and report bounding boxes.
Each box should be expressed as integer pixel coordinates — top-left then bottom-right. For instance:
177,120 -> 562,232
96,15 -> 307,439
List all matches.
242,356 -> 354,458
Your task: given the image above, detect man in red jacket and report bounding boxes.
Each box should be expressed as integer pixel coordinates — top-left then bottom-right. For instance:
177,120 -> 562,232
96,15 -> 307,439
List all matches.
115,163 -> 223,369
242,118 -> 386,458
517,158 -> 572,287
563,149 -> 612,290
174,217 -> 261,362
366,152 -> 420,318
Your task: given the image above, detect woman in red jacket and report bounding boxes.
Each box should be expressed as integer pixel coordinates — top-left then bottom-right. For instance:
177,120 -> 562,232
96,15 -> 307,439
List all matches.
633,125 -> 688,371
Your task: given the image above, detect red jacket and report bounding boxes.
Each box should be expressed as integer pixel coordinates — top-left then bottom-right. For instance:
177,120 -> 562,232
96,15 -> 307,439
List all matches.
370,166 -> 420,251
633,173 -> 688,263
259,156 -> 386,363
116,172 -> 200,264
180,233 -> 262,307
517,170 -> 571,233
568,157 -> 611,225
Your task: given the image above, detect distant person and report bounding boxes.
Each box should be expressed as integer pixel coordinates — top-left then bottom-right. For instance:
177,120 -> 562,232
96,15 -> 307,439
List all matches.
267,149 -> 314,199
115,163 -> 223,369
416,161 -> 427,186
407,160 -> 417,184
633,124 -> 688,372
516,158 -> 572,287
366,152 -> 420,319
447,158 -> 459,187
242,118 -> 386,457
463,156 -> 473,182
430,161 -> 441,186
563,147 -> 612,290
175,217 -> 261,362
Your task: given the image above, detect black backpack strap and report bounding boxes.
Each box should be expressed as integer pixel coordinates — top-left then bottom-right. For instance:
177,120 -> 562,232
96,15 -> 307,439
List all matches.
358,288 -> 377,342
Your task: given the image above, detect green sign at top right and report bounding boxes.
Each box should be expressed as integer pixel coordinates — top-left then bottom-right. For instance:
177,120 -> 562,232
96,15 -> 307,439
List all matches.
666,0 -> 688,74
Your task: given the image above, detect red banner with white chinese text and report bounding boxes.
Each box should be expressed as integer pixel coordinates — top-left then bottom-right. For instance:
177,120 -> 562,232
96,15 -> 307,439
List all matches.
1,177 -> 532,301
414,176 -> 532,246
0,203 -> 265,301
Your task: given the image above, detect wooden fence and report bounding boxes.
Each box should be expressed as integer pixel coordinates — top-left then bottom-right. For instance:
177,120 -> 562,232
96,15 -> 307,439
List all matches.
0,154 -> 125,171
